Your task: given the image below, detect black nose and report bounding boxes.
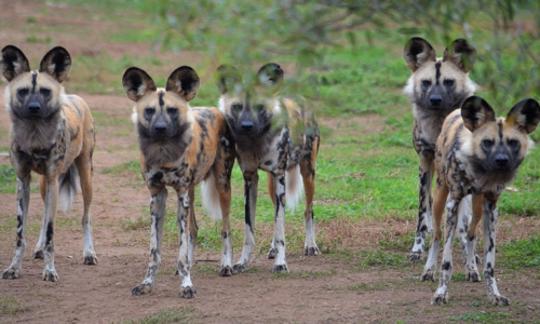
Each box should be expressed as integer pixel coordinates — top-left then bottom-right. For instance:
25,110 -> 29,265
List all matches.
241,120 -> 253,130
495,154 -> 509,167
154,123 -> 167,133
430,95 -> 442,105
28,102 -> 41,113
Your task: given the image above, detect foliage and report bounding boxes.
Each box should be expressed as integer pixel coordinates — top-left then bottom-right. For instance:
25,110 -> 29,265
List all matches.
139,0 -> 540,110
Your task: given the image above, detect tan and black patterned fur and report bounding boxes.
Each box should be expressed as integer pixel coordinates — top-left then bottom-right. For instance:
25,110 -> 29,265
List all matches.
1,45 -> 97,282
123,66 -> 235,298
403,37 -> 477,261
423,96 -> 540,305
217,63 -> 320,274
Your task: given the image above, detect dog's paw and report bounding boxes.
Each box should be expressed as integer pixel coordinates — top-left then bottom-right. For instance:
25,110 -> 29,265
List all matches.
181,286 -> 196,299
131,283 -> 152,296
272,264 -> 288,273
219,266 -> 233,277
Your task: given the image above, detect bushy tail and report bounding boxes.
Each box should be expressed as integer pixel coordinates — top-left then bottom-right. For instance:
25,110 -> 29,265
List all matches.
201,171 -> 222,221
285,165 -> 304,210
58,164 -> 80,213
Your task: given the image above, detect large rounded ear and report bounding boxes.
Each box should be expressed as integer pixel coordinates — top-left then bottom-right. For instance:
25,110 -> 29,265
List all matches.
216,64 -> 241,94
443,39 -> 476,72
506,98 -> 540,134
257,63 -> 283,87
1,45 -> 30,81
403,37 -> 436,71
166,66 -> 200,101
122,67 -> 156,102
461,96 -> 496,132
39,46 -> 71,82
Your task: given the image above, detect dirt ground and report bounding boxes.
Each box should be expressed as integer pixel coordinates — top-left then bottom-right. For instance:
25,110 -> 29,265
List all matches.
0,1 -> 540,323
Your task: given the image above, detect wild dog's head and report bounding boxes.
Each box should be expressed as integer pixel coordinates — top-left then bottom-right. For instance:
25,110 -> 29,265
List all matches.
461,96 -> 540,177
217,63 -> 284,138
1,45 -> 71,120
122,66 -> 199,141
404,37 -> 477,112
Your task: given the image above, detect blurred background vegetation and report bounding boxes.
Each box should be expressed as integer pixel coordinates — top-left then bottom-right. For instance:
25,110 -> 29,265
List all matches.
72,0 -> 540,112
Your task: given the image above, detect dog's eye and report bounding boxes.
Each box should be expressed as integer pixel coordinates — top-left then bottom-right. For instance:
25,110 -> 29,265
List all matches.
254,104 -> 265,112
166,107 -> 178,117
17,88 -> 29,100
507,139 -> 520,149
232,103 -> 243,113
144,107 -> 155,120
421,80 -> 432,89
443,79 -> 455,87
481,139 -> 494,149
39,88 -> 51,99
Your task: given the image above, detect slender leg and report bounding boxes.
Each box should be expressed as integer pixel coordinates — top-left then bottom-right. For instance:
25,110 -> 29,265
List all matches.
76,157 -> 97,265
132,188 -> 167,295
483,197 -> 509,306
33,176 -> 47,259
234,171 -> 258,272
176,190 -> 196,298
422,182 -> 448,281
267,172 -> 277,259
271,172 -> 288,272
464,193 -> 483,282
216,176 -> 233,277
432,195 -> 462,305
410,155 -> 434,261
39,176 -> 60,282
2,174 -> 31,279
300,158 -> 320,256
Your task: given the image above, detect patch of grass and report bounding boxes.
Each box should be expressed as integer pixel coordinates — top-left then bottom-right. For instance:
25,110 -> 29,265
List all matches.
0,296 -> 28,316
272,269 -> 336,280
102,160 -> 141,177
122,216 -> 149,231
358,250 -> 408,269
0,165 -> 16,194
124,307 -> 196,324
347,281 -> 393,293
500,236 -> 540,269
449,311 -> 510,323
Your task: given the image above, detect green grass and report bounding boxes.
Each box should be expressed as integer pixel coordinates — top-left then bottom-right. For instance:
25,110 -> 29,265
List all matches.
123,307 -> 196,324
102,160 -> 141,177
500,235 -> 540,269
449,311 -> 511,323
0,165 -> 16,194
357,250 -> 409,269
0,297 -> 28,316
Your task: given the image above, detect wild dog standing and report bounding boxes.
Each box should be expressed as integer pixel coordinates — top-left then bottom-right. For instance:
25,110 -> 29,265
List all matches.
403,37 -> 477,260
123,66 -> 235,298
217,63 -> 320,273
424,96 -> 540,305
1,45 -> 97,282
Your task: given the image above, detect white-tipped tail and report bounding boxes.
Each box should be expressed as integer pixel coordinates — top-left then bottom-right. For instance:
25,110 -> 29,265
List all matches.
201,171 -> 222,221
58,164 -> 80,213
286,165 -> 304,210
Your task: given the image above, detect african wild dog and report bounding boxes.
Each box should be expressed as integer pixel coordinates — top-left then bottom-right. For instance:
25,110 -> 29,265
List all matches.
123,66 -> 235,298
423,96 -> 540,305
217,63 -> 320,273
403,37 -> 477,261
1,45 -> 97,282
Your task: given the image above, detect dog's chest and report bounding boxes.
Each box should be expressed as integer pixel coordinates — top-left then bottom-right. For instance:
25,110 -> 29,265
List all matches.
12,118 -> 70,174
145,161 -> 195,190
237,129 -> 296,172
